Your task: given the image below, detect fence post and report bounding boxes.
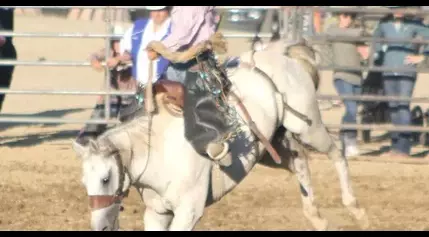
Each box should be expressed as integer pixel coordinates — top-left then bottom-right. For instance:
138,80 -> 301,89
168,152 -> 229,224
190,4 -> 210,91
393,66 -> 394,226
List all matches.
104,6 -> 112,121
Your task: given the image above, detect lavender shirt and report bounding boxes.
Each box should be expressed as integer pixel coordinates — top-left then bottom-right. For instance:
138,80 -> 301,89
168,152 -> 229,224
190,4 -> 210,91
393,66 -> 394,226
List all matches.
161,6 -> 216,52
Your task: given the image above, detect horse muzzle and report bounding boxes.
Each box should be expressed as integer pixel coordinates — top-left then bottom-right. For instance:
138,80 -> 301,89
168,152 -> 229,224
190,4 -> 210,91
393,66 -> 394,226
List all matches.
90,200 -> 121,231
89,195 -> 122,210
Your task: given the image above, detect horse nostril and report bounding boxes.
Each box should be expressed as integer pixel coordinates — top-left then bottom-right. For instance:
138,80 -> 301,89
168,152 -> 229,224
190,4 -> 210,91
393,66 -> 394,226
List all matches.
102,226 -> 108,231
120,206 -> 124,212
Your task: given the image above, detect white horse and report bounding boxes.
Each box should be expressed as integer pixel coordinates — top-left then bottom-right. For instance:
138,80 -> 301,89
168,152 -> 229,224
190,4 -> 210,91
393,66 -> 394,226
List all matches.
72,41 -> 368,231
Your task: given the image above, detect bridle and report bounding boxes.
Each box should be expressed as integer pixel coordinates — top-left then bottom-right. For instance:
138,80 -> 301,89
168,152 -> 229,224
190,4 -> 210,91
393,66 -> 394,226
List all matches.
87,121 -> 151,211
87,151 -> 130,211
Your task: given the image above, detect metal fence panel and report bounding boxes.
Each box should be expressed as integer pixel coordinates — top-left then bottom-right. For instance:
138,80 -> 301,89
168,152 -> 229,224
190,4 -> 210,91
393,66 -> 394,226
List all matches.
2,6 -> 429,132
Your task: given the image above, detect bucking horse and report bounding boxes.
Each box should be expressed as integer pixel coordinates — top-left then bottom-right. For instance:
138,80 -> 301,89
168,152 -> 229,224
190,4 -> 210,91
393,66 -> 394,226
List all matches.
72,33 -> 368,231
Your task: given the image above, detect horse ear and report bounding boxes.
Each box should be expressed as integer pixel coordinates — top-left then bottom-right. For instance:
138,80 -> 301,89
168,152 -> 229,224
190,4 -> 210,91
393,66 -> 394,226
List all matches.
72,140 -> 88,158
88,139 -> 99,153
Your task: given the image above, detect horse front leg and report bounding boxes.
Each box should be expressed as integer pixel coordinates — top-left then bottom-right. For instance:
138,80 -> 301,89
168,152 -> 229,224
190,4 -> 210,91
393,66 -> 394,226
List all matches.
143,208 -> 174,231
140,188 -> 174,231
168,189 -> 207,231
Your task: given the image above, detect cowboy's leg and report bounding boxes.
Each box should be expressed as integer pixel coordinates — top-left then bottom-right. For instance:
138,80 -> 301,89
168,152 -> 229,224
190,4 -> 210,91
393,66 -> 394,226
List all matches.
395,76 -> 416,155
333,78 -> 359,156
166,64 -> 187,84
183,71 -> 230,161
183,72 -> 216,151
383,76 -> 401,151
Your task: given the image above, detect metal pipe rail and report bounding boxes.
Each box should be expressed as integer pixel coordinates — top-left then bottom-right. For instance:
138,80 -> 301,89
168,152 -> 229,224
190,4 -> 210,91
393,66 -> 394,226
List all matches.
10,62 -> 429,73
216,6 -> 281,10
0,31 -> 123,38
9,6 -> 281,10
2,116 -> 429,132
317,65 -> 429,73
0,60 -> 92,67
312,35 -> 429,45
0,88 -> 134,96
317,94 -> 429,103
325,124 -> 429,133
0,31 -> 274,39
9,6 -> 148,10
0,116 -> 120,124
314,6 -> 429,17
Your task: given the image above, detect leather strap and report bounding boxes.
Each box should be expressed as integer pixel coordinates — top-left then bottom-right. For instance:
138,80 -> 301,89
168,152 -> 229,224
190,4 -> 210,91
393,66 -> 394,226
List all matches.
230,92 -> 282,165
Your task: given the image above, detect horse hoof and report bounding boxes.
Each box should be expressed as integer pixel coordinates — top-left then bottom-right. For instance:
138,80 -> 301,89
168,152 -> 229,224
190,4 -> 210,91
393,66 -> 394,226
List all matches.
348,207 -> 370,230
356,209 -> 370,230
311,218 -> 329,231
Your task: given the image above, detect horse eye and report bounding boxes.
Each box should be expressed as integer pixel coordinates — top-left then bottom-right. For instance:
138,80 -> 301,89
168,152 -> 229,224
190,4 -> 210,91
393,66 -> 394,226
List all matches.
102,178 -> 110,184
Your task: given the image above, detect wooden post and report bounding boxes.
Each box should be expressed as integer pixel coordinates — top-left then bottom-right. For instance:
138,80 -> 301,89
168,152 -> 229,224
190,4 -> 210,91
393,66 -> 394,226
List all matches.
79,9 -> 93,21
93,9 -> 105,22
67,8 -> 81,20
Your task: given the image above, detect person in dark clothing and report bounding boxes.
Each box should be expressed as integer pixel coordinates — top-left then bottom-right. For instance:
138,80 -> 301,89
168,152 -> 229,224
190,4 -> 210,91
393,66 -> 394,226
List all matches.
372,6 -> 429,157
0,8 -> 17,112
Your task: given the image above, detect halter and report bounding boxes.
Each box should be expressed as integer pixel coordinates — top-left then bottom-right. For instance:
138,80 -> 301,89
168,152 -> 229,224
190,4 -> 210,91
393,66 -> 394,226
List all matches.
87,151 -> 130,211
87,121 -> 151,211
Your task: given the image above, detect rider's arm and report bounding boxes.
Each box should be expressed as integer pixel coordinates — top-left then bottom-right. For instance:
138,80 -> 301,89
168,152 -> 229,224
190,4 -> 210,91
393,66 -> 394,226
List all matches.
89,48 -> 106,71
161,6 -> 210,52
89,48 -> 106,62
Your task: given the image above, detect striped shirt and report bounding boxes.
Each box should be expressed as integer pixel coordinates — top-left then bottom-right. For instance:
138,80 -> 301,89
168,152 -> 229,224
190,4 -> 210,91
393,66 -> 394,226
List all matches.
161,6 -> 216,52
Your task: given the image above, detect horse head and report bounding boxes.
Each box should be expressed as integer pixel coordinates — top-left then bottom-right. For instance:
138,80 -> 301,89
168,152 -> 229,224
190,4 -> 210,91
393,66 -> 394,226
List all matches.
72,130 -> 134,231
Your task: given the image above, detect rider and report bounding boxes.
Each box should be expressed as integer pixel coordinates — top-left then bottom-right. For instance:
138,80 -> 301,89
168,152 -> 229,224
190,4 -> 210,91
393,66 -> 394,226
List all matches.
147,6 -> 231,163
76,8 -> 172,145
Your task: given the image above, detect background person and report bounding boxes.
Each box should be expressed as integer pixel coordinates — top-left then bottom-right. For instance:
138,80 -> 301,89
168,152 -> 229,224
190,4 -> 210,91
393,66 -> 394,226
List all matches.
371,6 -> 429,158
76,25 -> 134,145
119,6 -> 171,86
0,8 -> 17,113
326,8 -> 369,158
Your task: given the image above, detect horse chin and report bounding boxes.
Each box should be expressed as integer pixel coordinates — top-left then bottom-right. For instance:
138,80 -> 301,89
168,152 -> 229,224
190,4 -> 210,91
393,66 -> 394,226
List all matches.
91,204 -> 121,231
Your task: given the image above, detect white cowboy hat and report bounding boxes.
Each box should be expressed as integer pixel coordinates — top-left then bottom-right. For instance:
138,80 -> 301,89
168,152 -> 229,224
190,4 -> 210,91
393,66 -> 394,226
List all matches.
111,25 -> 125,40
145,6 -> 167,11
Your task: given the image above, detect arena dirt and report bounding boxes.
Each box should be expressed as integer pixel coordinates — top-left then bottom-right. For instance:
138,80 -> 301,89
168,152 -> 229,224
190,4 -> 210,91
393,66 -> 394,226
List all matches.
1,15 -> 429,231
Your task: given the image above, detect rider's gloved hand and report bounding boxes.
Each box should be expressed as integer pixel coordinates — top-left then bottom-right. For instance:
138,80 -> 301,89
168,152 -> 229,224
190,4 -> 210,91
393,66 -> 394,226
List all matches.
147,49 -> 159,61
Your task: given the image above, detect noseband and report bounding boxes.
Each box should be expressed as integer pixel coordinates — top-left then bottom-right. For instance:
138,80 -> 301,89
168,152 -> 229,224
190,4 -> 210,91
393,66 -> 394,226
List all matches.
88,152 -> 129,211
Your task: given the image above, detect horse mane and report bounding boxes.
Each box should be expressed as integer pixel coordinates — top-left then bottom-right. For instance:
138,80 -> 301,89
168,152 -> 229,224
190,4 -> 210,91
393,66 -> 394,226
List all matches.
96,115 -> 151,152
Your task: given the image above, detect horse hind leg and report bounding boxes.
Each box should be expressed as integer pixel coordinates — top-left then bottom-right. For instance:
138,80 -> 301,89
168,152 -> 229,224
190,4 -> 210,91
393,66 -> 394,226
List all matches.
300,125 -> 369,230
286,132 -> 329,231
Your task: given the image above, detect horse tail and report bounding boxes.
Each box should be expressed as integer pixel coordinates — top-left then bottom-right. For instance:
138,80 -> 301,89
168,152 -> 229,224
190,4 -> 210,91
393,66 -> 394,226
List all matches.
285,44 -> 321,90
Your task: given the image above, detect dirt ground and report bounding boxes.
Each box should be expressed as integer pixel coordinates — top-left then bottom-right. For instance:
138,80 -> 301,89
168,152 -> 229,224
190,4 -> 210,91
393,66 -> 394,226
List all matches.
1,15 -> 429,231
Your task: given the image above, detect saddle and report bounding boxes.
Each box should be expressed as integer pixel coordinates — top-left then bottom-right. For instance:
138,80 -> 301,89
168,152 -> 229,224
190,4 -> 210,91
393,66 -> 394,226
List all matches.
154,52 -> 232,116
153,80 -> 185,115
